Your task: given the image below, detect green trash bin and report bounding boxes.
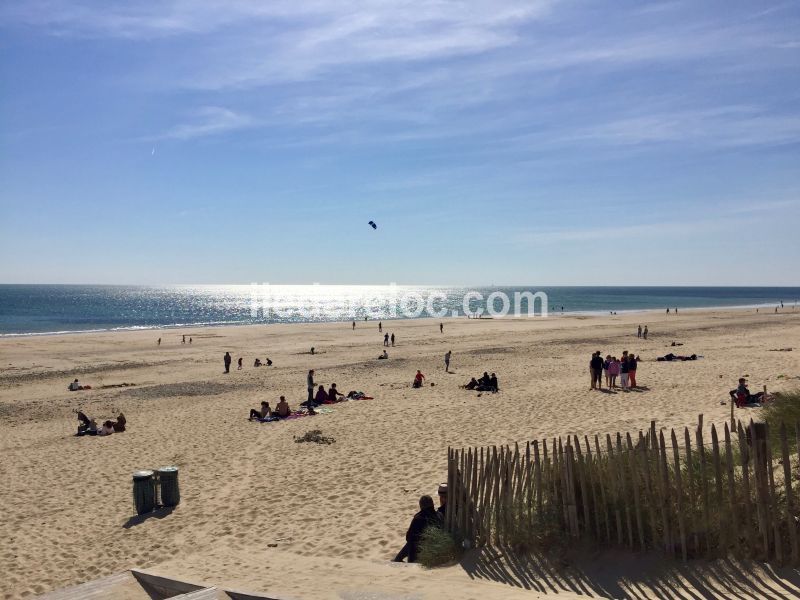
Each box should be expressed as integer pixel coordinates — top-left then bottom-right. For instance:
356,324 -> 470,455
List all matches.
158,466 -> 180,507
132,470 -> 156,515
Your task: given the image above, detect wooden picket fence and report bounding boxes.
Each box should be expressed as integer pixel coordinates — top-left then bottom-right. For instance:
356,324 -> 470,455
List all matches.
444,416 -> 800,564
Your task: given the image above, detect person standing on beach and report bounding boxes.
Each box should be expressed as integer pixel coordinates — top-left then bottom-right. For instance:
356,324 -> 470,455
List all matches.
444,350 -> 451,372
637,325 -> 642,338
619,352 -> 630,389
307,369 -> 315,403
643,326 -> 648,340
352,320 -> 356,330
224,352 -> 232,373
589,351 -> 603,390
440,323 -> 444,333
379,322 -> 382,332
237,357 -> 243,370
157,338 -> 161,346
189,337 -> 192,344
182,335 -> 186,344
383,333 -> 389,347
391,333 -> 395,347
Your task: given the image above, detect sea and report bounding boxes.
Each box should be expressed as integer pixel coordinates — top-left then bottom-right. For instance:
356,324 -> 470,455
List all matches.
0,285 -> 797,336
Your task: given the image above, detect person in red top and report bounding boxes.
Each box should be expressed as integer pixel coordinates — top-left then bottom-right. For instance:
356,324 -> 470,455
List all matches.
413,370 -> 425,388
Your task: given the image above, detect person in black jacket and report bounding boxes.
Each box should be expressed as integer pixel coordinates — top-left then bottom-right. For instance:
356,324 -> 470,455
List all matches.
589,351 -> 604,390
393,495 -> 440,563
224,352 -> 232,373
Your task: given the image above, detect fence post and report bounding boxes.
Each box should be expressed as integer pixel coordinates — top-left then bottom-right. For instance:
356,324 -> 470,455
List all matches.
781,424 -> 799,564
737,421 -> 756,557
696,419 -> 710,555
724,424 -> 739,556
627,432 -> 646,550
751,420 -> 770,559
671,429 -> 688,560
765,424 -> 782,564
711,425 -> 724,554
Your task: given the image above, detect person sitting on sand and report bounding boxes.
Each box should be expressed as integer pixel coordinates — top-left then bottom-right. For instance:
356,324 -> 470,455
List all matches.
437,484 -> 448,520
97,420 -> 115,436
249,401 -> 272,421
489,373 -> 499,392
413,370 -> 425,388
328,383 -> 345,402
68,379 -> 83,391
478,372 -> 490,387
378,350 -> 388,359
266,358 -> 272,366
254,358 -> 263,367
274,396 -> 291,418
315,385 -> 328,405
393,495 -> 441,563
463,377 -> 479,390
76,411 -> 98,436
730,378 -> 766,407
112,413 -> 126,432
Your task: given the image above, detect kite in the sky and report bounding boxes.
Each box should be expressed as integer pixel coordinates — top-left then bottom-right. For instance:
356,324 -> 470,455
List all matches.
368,221 -> 377,230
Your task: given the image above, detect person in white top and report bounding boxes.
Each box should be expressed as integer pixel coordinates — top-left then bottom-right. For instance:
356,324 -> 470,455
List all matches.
97,421 -> 115,436
68,379 -> 81,391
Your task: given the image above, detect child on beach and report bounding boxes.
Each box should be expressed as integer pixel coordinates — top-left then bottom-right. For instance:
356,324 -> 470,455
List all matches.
413,370 -> 425,388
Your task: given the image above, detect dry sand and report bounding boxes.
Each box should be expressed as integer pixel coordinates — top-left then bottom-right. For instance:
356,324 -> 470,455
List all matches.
1,308 -> 800,599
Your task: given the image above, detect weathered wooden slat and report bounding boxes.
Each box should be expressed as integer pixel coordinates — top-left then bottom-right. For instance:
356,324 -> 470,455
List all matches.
724,424 -> 739,556
658,431 -> 673,556
574,435 -> 591,538
616,433 -> 634,548
696,421 -> 710,554
684,427 -> 698,555
781,425 -> 799,564
606,434 -> 623,544
671,429 -> 688,560
564,442 -> 580,537
596,434 -> 612,542
533,440 -> 543,530
751,420 -> 770,559
627,432 -> 645,550
711,424 -> 724,554
585,435 -> 603,541
764,424 -> 782,563
737,422 -> 755,556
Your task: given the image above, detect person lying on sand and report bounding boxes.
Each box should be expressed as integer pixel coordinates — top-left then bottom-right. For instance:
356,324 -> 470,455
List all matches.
249,401 -> 272,421
76,411 -> 98,436
97,420 -> 115,436
657,353 -> 698,361
112,413 -> 126,432
393,495 -> 440,563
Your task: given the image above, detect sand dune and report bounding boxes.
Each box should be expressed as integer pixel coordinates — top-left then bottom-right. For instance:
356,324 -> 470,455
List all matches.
1,308 -> 799,598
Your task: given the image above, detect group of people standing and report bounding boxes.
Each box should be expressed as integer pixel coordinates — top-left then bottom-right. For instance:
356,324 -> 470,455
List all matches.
589,351 -> 640,390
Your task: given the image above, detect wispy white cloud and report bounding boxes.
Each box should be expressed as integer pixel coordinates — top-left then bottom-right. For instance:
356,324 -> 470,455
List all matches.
154,106 -> 255,140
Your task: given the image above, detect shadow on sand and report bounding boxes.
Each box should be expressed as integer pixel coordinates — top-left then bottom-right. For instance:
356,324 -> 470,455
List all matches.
460,546 -> 800,599
123,506 -> 174,529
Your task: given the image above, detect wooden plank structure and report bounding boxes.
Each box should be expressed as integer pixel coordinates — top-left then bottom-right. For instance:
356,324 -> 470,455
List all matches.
445,417 -> 800,564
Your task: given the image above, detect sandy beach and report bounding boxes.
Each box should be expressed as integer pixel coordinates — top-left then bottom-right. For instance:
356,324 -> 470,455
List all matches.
2,308 -> 800,599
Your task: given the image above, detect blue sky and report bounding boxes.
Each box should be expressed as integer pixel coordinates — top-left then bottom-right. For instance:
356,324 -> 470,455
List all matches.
1,0 -> 799,285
